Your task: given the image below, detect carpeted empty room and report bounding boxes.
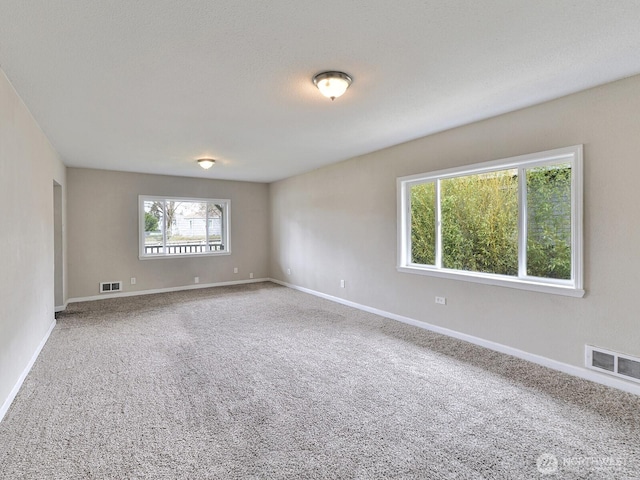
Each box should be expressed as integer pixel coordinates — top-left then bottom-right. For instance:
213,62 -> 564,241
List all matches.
0,282 -> 638,479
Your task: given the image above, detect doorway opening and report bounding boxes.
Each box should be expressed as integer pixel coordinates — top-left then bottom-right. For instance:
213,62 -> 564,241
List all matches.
54,181 -> 63,311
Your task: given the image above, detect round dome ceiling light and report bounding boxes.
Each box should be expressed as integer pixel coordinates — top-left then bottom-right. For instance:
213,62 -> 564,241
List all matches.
312,71 -> 352,101
197,158 -> 215,170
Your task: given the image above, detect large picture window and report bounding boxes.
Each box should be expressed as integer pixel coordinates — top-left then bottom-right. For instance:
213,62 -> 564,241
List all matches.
139,196 -> 230,258
397,146 -> 583,296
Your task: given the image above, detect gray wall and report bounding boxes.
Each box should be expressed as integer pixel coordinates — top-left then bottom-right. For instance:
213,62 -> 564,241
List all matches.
270,74 -> 640,372
0,69 -> 66,413
67,168 -> 269,299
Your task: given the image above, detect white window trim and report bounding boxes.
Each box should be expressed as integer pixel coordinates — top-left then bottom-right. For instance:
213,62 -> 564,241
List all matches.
397,145 -> 584,297
139,195 -> 231,260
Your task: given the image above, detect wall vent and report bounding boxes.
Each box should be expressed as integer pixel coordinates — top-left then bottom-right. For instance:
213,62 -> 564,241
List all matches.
586,345 -> 640,383
100,281 -> 122,294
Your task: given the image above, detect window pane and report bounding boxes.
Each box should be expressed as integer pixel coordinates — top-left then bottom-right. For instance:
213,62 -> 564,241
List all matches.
207,203 -> 225,252
140,196 -> 231,258
526,163 -> 571,279
410,182 -> 436,265
144,200 -> 164,254
166,201 -> 208,254
441,169 -> 518,275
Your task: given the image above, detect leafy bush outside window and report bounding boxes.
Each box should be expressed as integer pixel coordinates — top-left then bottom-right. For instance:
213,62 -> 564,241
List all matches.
398,146 -> 583,296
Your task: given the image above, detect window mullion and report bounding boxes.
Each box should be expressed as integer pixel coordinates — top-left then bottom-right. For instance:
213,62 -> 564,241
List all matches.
205,202 -> 210,252
436,179 -> 442,269
223,203 -> 228,250
405,186 -> 411,265
518,167 -> 527,278
162,200 -> 167,254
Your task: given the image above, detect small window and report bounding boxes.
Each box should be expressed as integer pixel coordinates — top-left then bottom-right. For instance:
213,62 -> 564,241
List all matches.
397,146 -> 583,297
139,196 -> 230,258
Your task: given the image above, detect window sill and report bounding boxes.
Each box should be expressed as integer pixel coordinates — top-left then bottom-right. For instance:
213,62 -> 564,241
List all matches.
397,265 -> 585,298
139,251 -> 231,260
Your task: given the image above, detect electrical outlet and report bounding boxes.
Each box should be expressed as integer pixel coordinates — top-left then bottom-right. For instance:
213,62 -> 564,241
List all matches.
287,268 -> 291,275
194,276 -> 200,284
340,279 -> 345,288
435,296 -> 446,305
249,272 -> 254,279
130,277 -> 136,285
234,267 -> 238,274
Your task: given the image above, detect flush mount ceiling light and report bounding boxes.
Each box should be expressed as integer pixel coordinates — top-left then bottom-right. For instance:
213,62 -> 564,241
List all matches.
197,158 -> 215,170
312,71 -> 352,101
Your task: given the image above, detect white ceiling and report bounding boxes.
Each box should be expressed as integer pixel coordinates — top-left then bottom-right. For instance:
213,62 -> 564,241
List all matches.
1,1 -> 640,183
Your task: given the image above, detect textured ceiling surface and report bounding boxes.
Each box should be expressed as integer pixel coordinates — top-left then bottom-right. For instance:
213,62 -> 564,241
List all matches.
1,1 -> 640,182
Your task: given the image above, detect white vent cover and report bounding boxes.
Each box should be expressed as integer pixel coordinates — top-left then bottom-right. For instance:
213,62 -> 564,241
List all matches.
100,281 -> 122,293
586,345 -> 640,384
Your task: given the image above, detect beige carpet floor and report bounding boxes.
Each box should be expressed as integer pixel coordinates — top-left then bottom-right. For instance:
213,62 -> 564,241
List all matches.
0,282 -> 638,479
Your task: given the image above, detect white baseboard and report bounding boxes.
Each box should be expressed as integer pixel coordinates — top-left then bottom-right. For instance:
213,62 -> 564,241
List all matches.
54,302 -> 68,313
0,318 -> 57,423
67,278 -> 270,304
269,278 -> 640,397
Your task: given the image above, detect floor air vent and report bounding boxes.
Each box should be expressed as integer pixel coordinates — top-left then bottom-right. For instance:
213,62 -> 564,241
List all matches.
100,281 -> 122,293
586,345 -> 640,383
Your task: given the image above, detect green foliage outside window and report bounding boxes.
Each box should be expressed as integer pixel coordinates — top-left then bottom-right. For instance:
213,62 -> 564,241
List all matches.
144,212 -> 159,232
410,182 -> 436,265
409,164 -> 571,280
441,170 -> 518,275
526,164 -> 571,279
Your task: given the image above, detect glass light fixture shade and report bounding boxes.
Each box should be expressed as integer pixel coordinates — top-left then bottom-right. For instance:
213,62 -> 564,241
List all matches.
197,158 -> 215,170
313,71 -> 352,100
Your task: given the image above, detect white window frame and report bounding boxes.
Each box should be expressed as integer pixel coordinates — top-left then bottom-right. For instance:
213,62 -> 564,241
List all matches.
397,145 -> 584,297
139,195 -> 231,260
